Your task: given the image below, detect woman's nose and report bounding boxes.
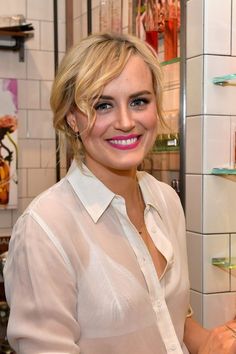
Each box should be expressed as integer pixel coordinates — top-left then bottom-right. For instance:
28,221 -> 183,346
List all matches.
113,107 -> 135,131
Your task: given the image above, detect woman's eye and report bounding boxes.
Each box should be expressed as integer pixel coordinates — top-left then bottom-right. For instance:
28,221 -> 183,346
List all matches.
130,98 -> 149,108
94,102 -> 112,111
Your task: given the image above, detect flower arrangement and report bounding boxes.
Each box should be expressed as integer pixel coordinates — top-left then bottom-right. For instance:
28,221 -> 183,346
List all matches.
0,115 -> 18,205
0,115 -> 17,134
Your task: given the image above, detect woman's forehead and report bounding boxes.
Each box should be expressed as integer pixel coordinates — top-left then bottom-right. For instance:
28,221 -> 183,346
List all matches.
101,56 -> 153,91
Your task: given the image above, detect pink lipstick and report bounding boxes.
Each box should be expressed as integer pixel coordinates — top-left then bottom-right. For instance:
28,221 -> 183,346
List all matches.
107,134 -> 141,150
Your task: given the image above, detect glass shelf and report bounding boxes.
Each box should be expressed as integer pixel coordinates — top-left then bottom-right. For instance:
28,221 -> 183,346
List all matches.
212,257 -> 236,270
212,73 -> 236,87
211,168 -> 236,175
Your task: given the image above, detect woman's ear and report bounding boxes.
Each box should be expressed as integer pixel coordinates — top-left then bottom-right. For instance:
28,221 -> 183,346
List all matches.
66,112 -> 79,133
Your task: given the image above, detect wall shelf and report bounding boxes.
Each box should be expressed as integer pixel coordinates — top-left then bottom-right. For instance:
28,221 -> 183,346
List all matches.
212,73 -> 236,87
211,168 -> 236,182
211,168 -> 236,175
212,257 -> 236,270
0,25 -> 33,62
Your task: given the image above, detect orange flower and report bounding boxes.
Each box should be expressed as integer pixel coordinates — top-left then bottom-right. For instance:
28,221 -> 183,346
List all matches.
0,115 -> 17,133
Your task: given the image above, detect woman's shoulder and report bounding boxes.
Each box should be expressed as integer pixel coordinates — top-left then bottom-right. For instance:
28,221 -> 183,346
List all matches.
21,177 -> 72,220
11,176 -> 78,248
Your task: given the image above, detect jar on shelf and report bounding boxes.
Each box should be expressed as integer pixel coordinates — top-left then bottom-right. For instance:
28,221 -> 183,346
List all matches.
0,154 -> 10,205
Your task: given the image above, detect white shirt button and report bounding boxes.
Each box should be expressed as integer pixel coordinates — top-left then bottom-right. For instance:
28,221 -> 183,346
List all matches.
151,227 -> 157,233
153,299 -> 162,311
169,344 -> 176,351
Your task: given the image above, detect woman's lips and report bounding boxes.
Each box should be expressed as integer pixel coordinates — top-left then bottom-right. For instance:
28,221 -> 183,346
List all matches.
106,134 -> 141,150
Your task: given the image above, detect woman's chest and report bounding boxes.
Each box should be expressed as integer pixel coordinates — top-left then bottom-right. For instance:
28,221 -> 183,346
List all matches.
76,244 -> 156,338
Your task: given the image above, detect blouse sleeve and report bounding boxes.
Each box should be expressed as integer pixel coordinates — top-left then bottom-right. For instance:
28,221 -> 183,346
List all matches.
3,212 -> 81,354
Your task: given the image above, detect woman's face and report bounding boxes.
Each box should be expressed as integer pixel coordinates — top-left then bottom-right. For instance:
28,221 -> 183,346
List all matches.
68,55 -> 158,176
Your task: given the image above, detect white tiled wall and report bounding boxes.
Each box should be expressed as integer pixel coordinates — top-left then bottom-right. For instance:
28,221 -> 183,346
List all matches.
204,0 -> 231,55
185,174 -> 203,233
203,176 -> 236,234
0,0 -> 66,237
186,56 -> 203,116
187,232 -> 203,291
190,290 -> 203,324
186,0 -> 236,327
18,80 -> 40,109
203,116 -> 231,173
186,0 -> 203,58
190,290 -> 234,329
204,55 -> 236,115
0,51 -> 26,78
186,116 -> 203,174
203,292 -> 236,328
233,0 -> 236,55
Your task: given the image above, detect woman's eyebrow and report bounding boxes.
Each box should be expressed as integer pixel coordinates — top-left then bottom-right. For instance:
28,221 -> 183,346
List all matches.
129,90 -> 152,98
99,90 -> 152,101
99,95 -> 114,100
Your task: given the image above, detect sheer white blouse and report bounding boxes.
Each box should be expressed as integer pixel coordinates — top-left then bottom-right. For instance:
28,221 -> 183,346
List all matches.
4,162 -> 190,354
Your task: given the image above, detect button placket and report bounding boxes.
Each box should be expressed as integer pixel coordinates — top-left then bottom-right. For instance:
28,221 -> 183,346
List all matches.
153,299 -> 163,313
168,343 -> 177,352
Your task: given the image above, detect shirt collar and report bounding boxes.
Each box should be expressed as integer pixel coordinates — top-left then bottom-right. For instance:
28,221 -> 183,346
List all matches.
137,171 -> 163,219
66,161 -> 163,223
66,161 -> 115,223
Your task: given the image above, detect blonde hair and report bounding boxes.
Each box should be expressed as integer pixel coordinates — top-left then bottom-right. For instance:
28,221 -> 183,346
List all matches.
50,32 -> 164,163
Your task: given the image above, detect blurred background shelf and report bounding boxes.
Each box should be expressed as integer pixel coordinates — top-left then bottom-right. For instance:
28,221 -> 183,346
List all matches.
212,257 -> 236,270
0,24 -> 33,61
212,73 -> 236,87
211,168 -> 236,175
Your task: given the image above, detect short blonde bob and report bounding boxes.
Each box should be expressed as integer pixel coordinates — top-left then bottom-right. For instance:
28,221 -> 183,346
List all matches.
50,32 -> 164,163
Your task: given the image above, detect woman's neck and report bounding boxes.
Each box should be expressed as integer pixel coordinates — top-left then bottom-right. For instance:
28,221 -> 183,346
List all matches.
84,159 -> 140,203
84,159 -> 146,233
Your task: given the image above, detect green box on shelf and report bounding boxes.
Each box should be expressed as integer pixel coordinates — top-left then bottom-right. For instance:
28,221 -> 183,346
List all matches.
153,133 -> 180,152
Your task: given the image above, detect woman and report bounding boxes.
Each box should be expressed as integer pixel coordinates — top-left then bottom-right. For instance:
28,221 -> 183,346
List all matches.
4,32 -> 236,354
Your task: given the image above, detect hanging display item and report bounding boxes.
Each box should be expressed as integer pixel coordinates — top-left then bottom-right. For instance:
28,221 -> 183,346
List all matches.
144,0 -> 159,51
164,0 -> 179,61
136,0 -> 180,61
0,79 -> 18,208
99,0 -> 123,33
